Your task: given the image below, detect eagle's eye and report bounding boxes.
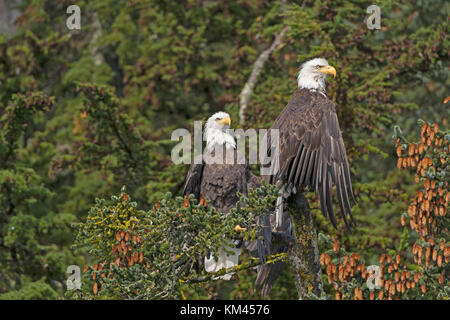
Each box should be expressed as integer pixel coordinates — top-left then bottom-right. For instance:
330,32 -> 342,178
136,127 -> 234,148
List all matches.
315,65 -> 323,69
216,118 -> 222,121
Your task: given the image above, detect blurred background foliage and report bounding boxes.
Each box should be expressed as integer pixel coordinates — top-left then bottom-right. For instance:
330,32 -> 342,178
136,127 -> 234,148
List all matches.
0,0 -> 448,299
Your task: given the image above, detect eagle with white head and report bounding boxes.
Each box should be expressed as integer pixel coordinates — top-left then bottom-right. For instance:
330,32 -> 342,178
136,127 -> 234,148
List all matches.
264,57 -> 354,229
183,112 -> 260,280
256,57 -> 356,296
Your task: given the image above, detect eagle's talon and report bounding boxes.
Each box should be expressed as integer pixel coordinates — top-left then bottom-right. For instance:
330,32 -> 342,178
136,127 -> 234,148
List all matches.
234,225 -> 246,232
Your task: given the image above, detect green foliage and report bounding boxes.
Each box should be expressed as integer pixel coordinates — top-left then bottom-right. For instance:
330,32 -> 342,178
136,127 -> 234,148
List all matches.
0,0 -> 447,299
0,91 -> 77,296
70,184 -> 281,299
0,278 -> 58,300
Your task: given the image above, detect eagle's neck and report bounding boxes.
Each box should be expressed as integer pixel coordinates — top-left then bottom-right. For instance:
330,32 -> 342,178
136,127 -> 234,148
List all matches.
297,71 -> 326,93
205,128 -> 236,151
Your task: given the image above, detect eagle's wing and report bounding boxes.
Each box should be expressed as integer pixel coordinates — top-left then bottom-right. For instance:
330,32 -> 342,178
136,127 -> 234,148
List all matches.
182,154 -> 205,200
267,89 -> 355,229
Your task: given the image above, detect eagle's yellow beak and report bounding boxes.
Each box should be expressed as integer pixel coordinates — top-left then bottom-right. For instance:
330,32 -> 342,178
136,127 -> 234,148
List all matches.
318,65 -> 336,78
217,117 -> 231,126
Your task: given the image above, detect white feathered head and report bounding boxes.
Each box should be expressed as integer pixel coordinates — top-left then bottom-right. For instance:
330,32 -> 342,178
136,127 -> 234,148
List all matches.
204,111 -> 236,149
297,58 -> 336,92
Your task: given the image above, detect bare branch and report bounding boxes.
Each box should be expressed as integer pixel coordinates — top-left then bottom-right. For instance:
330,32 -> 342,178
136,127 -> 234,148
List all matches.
239,25 -> 290,125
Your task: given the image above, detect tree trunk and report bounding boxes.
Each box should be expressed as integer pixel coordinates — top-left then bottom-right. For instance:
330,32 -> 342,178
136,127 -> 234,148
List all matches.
287,193 -> 323,299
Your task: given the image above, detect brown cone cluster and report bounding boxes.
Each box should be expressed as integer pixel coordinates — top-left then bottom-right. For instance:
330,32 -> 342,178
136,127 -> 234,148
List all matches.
396,123 -> 448,237
85,226 -> 147,296
322,121 -> 448,300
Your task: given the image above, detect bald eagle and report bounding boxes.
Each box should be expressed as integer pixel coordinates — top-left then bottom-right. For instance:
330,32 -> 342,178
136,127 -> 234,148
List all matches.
256,57 -> 356,295
265,57 -> 355,229
183,111 -> 260,280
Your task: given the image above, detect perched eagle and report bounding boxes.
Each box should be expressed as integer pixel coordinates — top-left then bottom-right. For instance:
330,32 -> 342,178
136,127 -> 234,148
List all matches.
256,57 -> 356,295
183,111 -> 260,280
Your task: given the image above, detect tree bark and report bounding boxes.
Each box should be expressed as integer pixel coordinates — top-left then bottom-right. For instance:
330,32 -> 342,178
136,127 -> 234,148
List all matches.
287,193 -> 323,299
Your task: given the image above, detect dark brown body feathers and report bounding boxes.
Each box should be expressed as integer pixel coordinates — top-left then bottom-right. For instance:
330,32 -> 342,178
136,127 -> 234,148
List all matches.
264,88 -> 355,229
183,146 -> 260,214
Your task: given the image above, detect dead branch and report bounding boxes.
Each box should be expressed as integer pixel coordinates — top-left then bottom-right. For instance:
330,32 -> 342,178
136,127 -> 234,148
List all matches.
239,25 -> 290,125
